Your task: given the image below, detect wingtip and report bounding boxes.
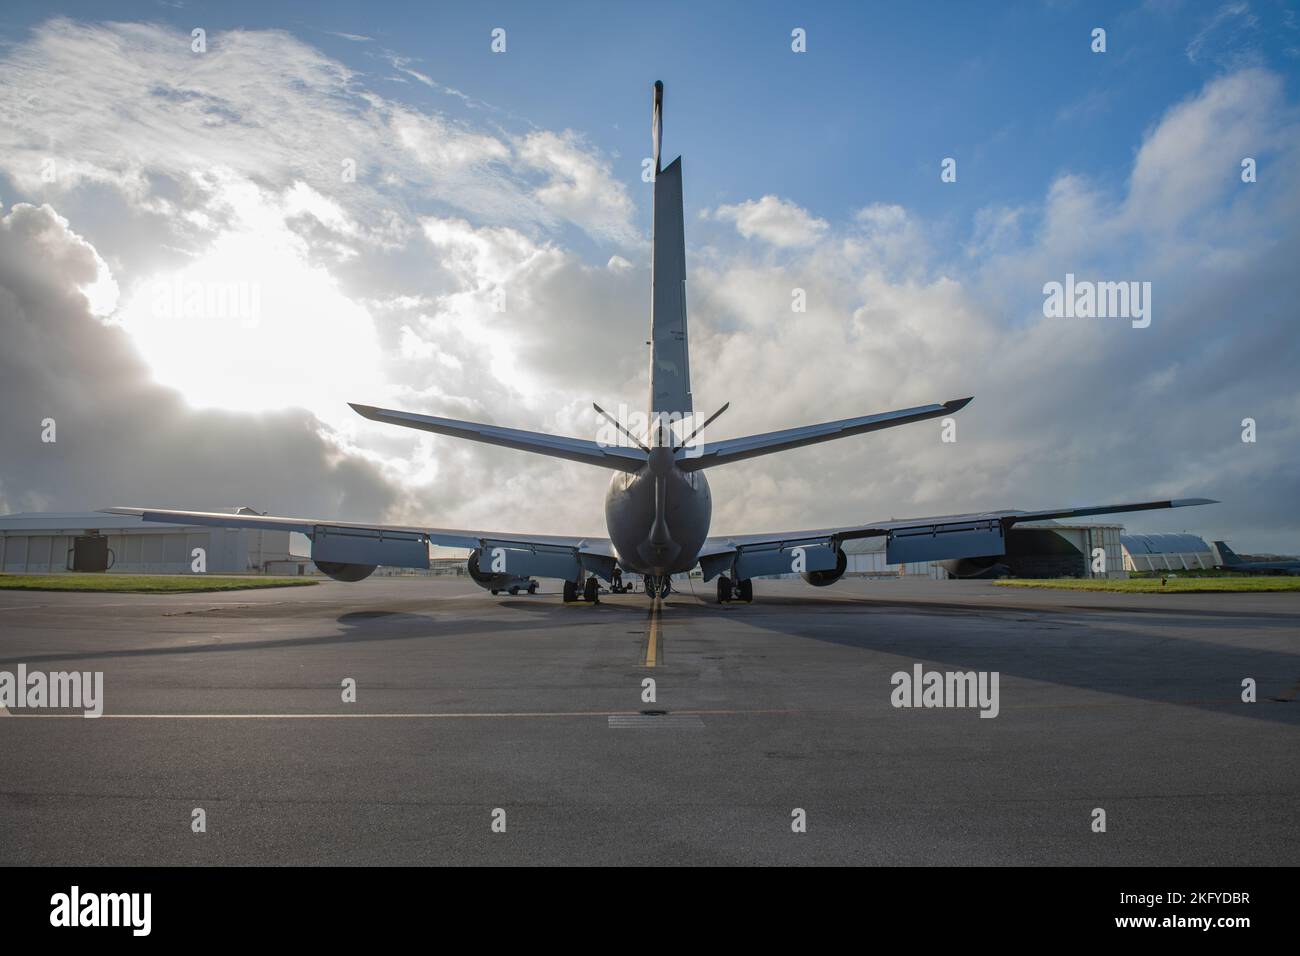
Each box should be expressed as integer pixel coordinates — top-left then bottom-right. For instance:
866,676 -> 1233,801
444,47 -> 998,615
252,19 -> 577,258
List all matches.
944,396 -> 974,411
349,402 -> 380,420
1172,497 -> 1218,507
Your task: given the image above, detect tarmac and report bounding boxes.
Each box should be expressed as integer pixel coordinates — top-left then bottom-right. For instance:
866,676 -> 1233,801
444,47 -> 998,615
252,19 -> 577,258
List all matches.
1,575 -> 1296,865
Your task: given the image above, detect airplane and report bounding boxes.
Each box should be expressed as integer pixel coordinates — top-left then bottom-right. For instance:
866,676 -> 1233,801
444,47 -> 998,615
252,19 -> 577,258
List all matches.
1212,541 -> 1300,575
107,81 -> 1216,603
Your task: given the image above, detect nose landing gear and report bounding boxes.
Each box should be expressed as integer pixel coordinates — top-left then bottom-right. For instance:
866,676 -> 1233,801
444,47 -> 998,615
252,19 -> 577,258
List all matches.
643,575 -> 672,598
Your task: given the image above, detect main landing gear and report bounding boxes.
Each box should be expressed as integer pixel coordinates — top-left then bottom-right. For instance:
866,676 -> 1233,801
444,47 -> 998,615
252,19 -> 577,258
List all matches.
563,577 -> 601,603
716,575 -> 753,603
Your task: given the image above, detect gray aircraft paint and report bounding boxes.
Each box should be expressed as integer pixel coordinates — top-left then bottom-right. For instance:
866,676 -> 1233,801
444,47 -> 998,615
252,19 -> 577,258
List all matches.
1213,541 -> 1300,574
605,80 -> 710,581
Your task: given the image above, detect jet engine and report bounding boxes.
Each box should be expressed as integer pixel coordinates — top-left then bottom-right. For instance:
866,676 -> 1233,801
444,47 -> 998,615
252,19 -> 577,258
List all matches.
938,557 -> 1012,579
466,548 -> 496,588
466,548 -> 538,594
800,547 -> 847,586
313,560 -> 377,582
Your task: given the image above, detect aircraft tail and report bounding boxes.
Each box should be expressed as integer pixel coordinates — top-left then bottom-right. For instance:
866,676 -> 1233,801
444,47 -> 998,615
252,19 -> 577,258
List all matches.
349,403 -> 648,472
648,80 -> 693,444
1213,541 -> 1241,565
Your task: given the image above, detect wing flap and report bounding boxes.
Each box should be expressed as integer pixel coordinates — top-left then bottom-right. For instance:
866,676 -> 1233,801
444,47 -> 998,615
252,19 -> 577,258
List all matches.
701,497 -> 1217,576
102,507 -> 613,560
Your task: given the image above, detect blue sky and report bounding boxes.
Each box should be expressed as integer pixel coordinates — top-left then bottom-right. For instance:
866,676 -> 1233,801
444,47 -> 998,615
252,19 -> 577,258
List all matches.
1,2 -> 1298,552
7,0 -> 1297,246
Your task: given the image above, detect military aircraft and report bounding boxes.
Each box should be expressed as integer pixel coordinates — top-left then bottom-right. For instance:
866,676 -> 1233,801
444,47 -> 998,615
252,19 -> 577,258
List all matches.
1213,541 -> 1300,575
108,81 -> 1215,602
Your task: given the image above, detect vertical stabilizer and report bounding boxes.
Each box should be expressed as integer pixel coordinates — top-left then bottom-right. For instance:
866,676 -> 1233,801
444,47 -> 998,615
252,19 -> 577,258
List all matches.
1213,541 -> 1241,565
648,80 -> 693,440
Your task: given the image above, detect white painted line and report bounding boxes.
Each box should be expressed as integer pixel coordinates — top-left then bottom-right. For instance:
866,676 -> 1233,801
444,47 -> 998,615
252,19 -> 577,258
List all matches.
1,708 -> 789,721
608,714 -> 704,729
5,710 -> 646,720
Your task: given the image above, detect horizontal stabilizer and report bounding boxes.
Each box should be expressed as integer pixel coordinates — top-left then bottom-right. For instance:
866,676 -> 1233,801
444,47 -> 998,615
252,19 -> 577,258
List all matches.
678,398 -> 971,471
350,403 -> 647,472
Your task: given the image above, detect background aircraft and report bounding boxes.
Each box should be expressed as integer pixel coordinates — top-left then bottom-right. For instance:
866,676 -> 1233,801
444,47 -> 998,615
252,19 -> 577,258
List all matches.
109,82 -> 1214,602
1213,541 -> 1300,575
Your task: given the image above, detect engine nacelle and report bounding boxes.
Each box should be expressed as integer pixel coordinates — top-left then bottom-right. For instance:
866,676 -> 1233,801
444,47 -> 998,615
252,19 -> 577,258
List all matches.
939,557 -> 1011,579
466,548 -> 496,589
800,547 -> 847,587
465,548 -> 538,593
313,560 -> 377,582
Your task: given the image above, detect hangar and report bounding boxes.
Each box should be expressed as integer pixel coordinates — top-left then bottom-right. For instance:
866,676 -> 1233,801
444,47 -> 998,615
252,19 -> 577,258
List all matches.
842,521 -> 1126,579
0,509 -> 302,574
1120,533 -> 1215,573
0,509 -> 1213,582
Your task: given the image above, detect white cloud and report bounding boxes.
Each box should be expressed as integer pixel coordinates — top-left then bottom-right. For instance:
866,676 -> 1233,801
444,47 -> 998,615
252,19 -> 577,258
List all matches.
516,130 -> 638,245
0,202 -> 398,522
1186,2 -> 1260,65
0,18 -> 635,244
711,195 -> 828,247
1126,68 -> 1288,231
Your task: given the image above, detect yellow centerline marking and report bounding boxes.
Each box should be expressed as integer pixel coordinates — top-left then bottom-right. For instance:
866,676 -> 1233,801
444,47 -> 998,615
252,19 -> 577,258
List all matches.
643,597 -> 661,667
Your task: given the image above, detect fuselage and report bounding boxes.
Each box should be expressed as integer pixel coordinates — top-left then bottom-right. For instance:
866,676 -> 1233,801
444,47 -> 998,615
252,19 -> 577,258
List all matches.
604,452 -> 711,576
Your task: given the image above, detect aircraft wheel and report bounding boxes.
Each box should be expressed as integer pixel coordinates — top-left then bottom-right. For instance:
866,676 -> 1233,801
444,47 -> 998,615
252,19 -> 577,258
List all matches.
509,586 -> 519,595
490,589 -> 498,595
528,582 -> 537,594
583,577 -> 599,603
737,578 -> 753,602
717,575 -> 733,603
563,580 -> 578,602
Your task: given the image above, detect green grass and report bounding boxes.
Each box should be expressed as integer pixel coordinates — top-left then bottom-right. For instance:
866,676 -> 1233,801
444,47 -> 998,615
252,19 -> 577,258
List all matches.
1129,568 -> 1256,578
0,573 -> 318,593
994,576 -> 1300,593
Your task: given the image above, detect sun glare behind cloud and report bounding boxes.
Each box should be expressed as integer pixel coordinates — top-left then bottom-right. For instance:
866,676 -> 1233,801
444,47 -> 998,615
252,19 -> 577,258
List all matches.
114,180 -> 385,429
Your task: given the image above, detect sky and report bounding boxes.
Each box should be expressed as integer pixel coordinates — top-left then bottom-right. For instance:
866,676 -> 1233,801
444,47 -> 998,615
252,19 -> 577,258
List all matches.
0,0 -> 1298,552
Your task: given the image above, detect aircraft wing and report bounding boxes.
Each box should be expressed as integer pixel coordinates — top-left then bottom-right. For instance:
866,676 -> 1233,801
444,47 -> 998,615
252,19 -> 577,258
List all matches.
695,497 -> 1217,580
101,507 -> 620,579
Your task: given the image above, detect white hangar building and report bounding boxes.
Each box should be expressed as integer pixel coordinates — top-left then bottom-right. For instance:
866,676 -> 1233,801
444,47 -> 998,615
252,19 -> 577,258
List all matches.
1120,533 -> 1216,573
842,520 -> 1127,579
0,509 -> 304,574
